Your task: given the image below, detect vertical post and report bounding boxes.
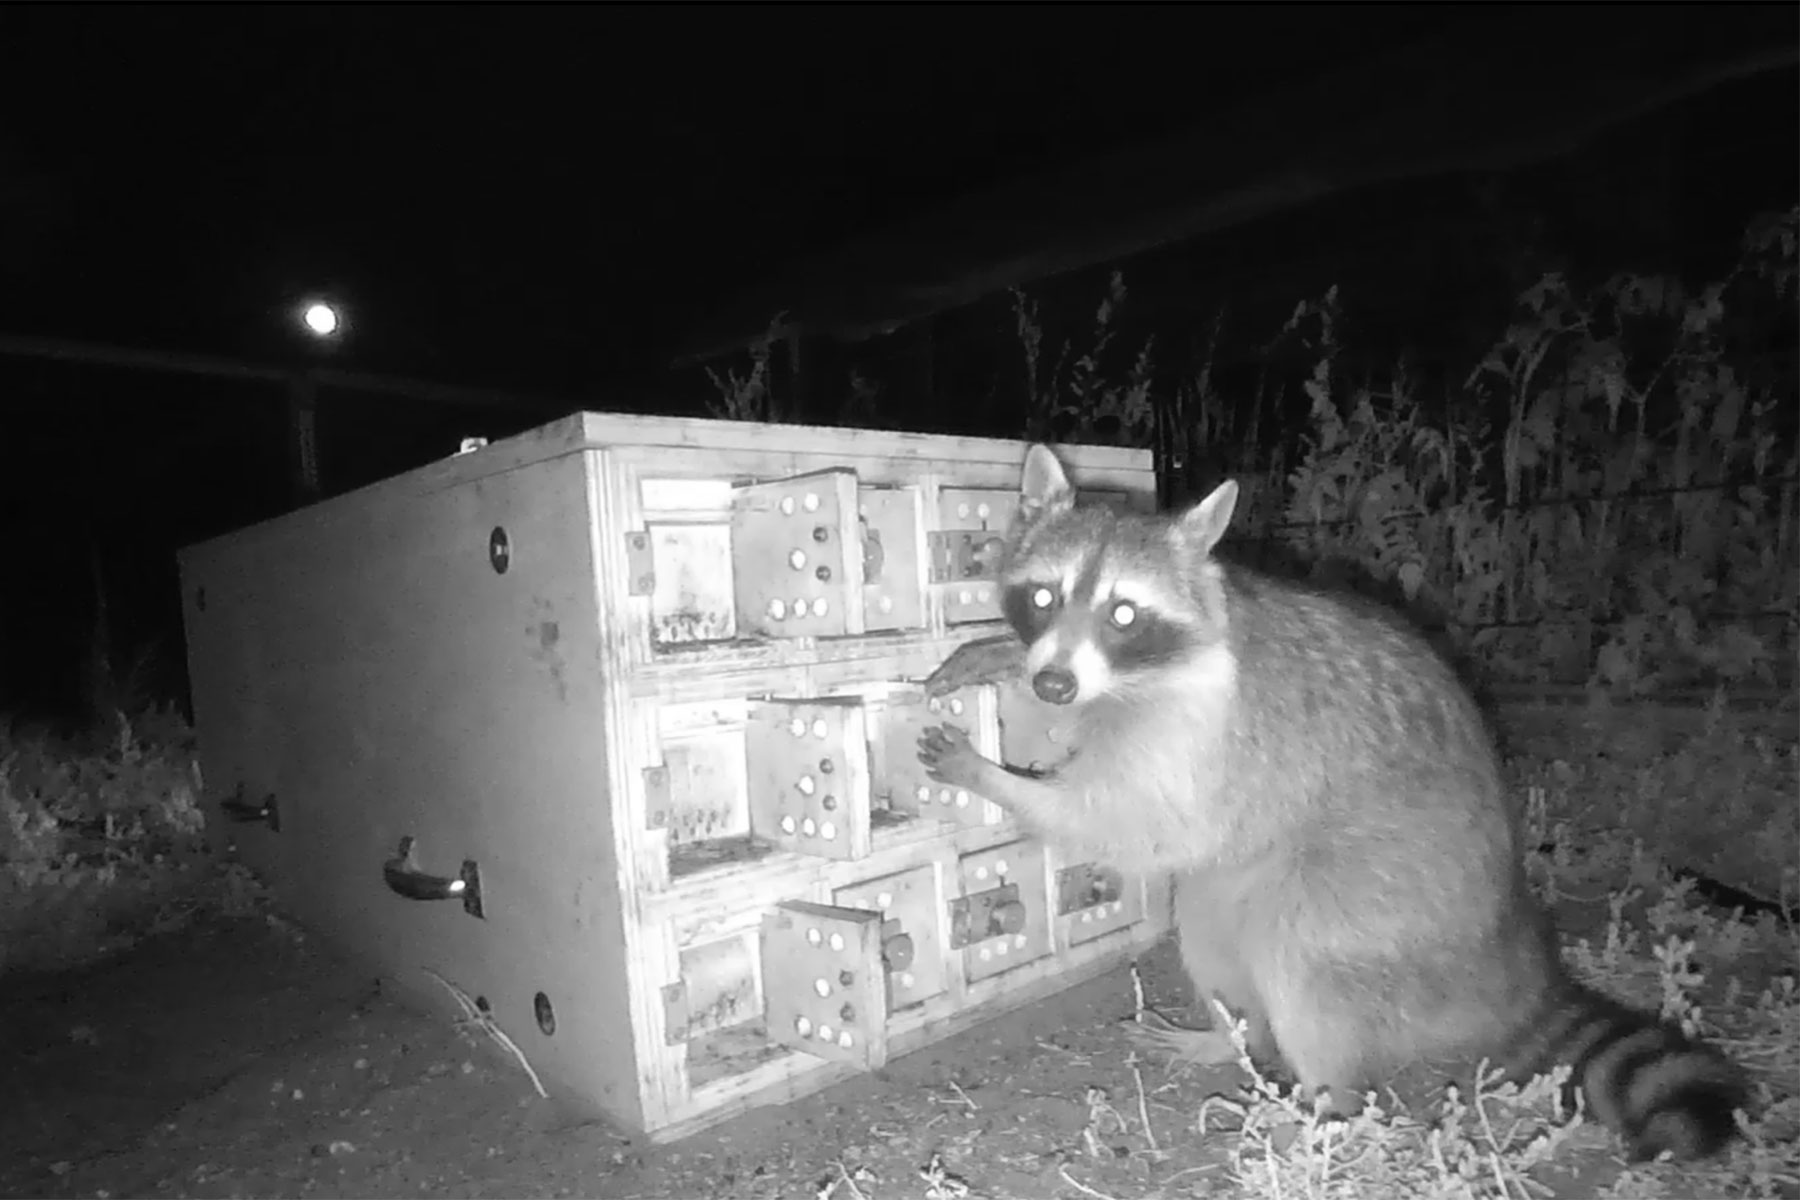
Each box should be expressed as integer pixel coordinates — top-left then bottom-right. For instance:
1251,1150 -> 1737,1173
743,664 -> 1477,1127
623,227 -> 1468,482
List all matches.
286,373 -> 321,503
783,329 -> 805,423
794,332 -> 848,426
913,318 -> 935,414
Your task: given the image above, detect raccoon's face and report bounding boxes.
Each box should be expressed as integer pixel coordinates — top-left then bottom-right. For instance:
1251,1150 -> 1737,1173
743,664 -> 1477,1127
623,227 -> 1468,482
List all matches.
999,445 -> 1238,708
1001,530 -> 1203,706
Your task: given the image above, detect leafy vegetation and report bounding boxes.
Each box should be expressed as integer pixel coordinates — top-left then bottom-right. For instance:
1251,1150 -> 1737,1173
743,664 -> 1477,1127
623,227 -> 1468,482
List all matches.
1005,206 -> 1798,693
0,708 -> 267,977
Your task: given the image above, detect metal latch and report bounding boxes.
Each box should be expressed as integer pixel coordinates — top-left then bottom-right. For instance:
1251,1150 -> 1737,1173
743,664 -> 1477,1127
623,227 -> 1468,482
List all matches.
880,918 -> 915,972
949,882 -> 1027,949
1056,863 -> 1125,914
927,530 -> 1005,584
861,518 -> 886,581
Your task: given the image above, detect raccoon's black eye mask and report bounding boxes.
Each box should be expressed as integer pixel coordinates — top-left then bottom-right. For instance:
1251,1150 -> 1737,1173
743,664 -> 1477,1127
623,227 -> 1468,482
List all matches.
1005,583 -> 1061,642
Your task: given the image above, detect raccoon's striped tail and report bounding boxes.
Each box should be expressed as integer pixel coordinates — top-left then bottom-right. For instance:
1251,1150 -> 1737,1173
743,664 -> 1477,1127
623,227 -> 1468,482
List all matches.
1508,981 -> 1748,1162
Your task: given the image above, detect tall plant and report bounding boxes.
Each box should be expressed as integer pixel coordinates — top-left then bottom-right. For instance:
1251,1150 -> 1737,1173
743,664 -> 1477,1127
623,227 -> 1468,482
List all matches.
1018,207 -> 1798,690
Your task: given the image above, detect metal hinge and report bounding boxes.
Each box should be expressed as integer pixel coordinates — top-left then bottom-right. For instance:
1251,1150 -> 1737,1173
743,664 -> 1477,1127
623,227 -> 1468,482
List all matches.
661,980 -> 690,1045
624,532 -> 656,596
643,765 -> 671,831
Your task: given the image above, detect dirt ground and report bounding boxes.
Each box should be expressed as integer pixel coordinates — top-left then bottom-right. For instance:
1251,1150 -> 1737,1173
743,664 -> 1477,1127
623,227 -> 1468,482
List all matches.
0,903 -> 1736,1200
0,911 -> 1252,1200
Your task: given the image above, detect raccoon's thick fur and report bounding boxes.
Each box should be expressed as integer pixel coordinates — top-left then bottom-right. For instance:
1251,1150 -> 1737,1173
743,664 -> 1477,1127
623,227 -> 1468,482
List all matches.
916,444 -> 1748,1162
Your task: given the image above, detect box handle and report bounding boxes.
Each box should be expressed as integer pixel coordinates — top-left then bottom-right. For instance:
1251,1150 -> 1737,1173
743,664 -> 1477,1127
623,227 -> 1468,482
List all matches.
381,835 -> 484,919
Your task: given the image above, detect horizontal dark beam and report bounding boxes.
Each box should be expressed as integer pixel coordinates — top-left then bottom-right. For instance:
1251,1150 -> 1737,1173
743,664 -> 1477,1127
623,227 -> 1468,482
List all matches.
675,8 -> 1799,366
0,333 -> 575,414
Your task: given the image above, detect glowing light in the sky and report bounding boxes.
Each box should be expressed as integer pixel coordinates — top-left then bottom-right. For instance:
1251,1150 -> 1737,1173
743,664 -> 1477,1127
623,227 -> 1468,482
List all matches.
301,301 -> 341,337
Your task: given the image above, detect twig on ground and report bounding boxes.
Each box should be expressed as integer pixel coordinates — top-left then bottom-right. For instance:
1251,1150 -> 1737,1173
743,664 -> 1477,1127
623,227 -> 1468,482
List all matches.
422,967 -> 548,1099
1057,1163 -> 1120,1199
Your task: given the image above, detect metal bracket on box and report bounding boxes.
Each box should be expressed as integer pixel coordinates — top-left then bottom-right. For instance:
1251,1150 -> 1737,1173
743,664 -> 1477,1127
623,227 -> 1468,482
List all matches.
643,765 -> 672,831
661,979 -> 691,1045
624,532 -> 656,596
219,782 -> 280,832
927,531 -> 1005,584
381,835 -> 485,919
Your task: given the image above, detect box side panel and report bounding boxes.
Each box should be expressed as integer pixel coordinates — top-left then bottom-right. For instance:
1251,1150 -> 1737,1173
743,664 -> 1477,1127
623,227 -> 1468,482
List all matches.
180,549 -> 290,878
179,449 -> 641,1129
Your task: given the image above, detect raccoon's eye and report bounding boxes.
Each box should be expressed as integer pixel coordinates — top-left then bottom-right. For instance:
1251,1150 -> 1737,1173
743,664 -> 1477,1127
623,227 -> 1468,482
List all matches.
1109,601 -> 1138,629
1030,586 -> 1056,611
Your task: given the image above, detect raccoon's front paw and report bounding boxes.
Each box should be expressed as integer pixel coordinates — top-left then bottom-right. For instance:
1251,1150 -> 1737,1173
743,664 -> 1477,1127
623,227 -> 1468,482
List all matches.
916,723 -> 986,791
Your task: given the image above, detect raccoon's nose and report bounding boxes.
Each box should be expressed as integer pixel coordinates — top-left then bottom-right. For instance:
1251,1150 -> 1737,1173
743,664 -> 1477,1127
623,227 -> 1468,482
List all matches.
1032,668 -> 1079,706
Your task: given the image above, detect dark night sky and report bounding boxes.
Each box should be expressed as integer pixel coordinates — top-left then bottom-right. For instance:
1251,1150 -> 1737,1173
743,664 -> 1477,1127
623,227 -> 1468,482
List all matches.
0,5 -> 1793,722
0,5 -> 1471,392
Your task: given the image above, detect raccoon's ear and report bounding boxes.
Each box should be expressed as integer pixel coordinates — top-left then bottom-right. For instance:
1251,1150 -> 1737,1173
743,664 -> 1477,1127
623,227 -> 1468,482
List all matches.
1179,480 -> 1239,555
1019,444 -> 1075,517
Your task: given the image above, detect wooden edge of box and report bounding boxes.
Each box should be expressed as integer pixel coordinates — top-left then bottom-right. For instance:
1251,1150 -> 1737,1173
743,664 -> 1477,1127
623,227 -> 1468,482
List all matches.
176,410 -> 1154,566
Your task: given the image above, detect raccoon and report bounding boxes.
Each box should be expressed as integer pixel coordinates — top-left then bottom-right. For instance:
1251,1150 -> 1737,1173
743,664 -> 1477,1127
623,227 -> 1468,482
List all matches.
916,444 -> 1748,1162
